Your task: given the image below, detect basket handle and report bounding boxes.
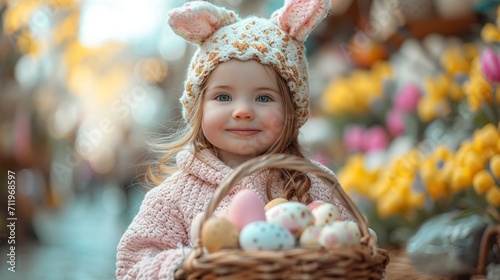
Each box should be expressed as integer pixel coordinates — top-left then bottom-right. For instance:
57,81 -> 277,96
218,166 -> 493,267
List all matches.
475,224 -> 500,275
196,154 -> 377,252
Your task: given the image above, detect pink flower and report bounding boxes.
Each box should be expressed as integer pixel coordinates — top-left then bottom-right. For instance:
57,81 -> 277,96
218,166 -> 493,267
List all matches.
481,47 -> 500,83
394,83 -> 422,112
343,125 -> 365,152
362,125 -> 389,152
387,109 -> 405,137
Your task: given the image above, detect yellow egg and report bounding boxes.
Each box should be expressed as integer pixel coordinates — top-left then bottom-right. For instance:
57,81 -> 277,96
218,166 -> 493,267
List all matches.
201,217 -> 239,253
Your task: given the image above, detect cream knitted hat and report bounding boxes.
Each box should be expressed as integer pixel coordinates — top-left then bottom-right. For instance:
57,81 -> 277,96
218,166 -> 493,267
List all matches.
168,0 -> 331,127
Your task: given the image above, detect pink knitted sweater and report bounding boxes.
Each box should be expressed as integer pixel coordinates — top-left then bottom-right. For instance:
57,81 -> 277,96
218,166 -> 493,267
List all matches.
116,149 -> 352,279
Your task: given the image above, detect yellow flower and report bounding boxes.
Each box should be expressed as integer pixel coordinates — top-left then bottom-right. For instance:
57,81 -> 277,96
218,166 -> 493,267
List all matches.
481,23 -> 500,43
462,149 -> 485,174
486,186 -> 500,207
450,166 -> 473,192
419,146 -> 453,200
474,124 -> 500,151
407,193 -> 425,209
491,154 -> 500,179
377,192 -> 406,219
441,46 -> 471,75
464,74 -> 494,111
418,95 -> 452,123
473,170 -> 495,195
426,173 -> 449,200
464,43 -> 479,60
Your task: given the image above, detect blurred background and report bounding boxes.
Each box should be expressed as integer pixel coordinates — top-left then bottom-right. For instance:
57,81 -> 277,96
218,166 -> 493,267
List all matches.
1,0 -> 500,279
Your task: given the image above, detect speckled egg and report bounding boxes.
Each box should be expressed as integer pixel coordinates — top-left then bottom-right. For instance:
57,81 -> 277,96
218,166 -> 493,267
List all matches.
299,225 -> 323,247
319,221 -> 361,248
201,217 -> 239,253
265,201 -> 314,237
312,203 -> 342,226
239,221 -> 295,251
227,189 -> 266,232
264,197 -> 288,211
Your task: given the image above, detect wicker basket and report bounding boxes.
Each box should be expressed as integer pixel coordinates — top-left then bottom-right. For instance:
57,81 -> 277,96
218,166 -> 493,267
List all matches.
174,154 -> 390,280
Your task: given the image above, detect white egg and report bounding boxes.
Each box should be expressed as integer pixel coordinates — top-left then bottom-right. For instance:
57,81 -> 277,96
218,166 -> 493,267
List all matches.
265,201 -> 314,237
311,203 -> 342,226
319,221 -> 361,248
299,225 -> 323,247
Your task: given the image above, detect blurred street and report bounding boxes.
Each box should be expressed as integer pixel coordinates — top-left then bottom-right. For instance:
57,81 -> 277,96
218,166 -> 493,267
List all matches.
0,185 -> 144,280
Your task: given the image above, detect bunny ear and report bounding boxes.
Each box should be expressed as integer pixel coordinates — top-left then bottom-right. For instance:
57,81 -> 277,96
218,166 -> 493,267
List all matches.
271,0 -> 331,42
168,1 -> 240,45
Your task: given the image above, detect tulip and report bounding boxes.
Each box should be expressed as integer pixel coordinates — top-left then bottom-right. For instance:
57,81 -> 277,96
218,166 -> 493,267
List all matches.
387,109 -> 406,137
363,126 -> 389,152
394,83 -> 422,112
480,47 -> 500,83
343,125 -> 365,152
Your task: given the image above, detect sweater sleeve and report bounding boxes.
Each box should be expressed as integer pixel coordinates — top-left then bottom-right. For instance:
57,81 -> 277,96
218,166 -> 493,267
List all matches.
116,188 -> 190,280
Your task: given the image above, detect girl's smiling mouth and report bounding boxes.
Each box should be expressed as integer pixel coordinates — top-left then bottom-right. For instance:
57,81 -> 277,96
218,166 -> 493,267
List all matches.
226,129 -> 261,136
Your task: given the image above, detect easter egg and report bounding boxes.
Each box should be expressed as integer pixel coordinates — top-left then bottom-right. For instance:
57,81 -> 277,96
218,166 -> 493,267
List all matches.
319,221 -> 361,248
299,225 -> 323,247
201,217 -> 239,253
239,221 -> 295,251
307,200 -> 325,212
266,201 -> 314,237
227,189 -> 266,231
311,203 -> 342,226
264,197 -> 288,211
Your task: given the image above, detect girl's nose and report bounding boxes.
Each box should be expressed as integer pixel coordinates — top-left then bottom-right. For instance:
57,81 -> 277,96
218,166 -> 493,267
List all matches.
232,102 -> 254,120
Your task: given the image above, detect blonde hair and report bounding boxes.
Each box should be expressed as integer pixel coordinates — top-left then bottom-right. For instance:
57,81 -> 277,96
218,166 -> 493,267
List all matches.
148,61 -> 312,203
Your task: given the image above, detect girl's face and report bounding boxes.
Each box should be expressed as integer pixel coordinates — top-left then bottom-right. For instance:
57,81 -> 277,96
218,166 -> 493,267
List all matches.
202,59 -> 285,168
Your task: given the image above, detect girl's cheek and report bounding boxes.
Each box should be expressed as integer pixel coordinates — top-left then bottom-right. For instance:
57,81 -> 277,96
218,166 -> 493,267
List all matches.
265,111 -> 285,132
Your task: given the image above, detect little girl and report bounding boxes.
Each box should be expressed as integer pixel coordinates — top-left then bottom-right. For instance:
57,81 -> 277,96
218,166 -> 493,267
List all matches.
116,0 -> 351,279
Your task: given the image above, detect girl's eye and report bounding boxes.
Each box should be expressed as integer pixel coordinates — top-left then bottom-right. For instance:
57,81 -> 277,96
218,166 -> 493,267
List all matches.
215,94 -> 231,102
256,95 -> 273,102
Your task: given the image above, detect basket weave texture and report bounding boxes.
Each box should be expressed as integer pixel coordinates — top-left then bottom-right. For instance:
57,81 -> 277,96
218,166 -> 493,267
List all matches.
174,154 -> 390,280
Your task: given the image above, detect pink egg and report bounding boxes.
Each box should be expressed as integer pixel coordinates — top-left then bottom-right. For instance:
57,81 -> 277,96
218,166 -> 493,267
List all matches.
307,200 -> 325,212
227,189 -> 266,231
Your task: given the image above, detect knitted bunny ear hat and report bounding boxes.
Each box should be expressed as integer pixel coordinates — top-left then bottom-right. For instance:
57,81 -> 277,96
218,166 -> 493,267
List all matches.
168,0 -> 331,127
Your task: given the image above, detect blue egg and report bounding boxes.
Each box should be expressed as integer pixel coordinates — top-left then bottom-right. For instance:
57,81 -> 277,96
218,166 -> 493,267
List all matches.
239,221 -> 295,251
